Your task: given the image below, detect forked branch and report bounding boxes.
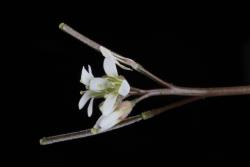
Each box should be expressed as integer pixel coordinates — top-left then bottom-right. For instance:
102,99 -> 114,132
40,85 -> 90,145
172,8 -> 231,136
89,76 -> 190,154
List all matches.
39,23 -> 250,145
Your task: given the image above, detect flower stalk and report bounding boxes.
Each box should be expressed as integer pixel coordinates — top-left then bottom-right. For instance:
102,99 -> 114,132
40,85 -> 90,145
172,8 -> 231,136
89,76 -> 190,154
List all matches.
40,97 -> 200,145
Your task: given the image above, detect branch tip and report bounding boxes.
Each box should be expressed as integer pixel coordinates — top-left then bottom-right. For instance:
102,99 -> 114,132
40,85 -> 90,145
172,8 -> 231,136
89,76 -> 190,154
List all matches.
39,138 -> 46,145
59,22 -> 65,30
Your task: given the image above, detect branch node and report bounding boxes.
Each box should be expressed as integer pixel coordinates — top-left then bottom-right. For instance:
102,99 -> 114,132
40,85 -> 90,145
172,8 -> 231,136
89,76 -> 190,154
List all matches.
141,110 -> 153,120
91,128 -> 98,134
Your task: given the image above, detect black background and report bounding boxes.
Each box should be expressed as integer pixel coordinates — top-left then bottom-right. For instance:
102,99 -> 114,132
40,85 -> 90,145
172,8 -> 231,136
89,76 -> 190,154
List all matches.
12,4 -> 250,165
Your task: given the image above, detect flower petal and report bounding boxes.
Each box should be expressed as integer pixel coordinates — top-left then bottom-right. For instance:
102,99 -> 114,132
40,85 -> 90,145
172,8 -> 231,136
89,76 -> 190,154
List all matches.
88,65 -> 94,77
118,79 -> 130,96
94,101 -> 134,132
98,111 -> 121,131
89,78 -> 108,91
87,98 -> 94,117
81,66 -> 93,85
94,115 -> 105,129
103,57 -> 118,77
100,46 -> 114,58
99,94 -> 117,116
78,91 -> 91,110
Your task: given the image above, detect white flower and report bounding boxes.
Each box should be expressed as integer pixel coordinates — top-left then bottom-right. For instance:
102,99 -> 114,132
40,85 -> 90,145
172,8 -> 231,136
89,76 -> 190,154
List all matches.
93,101 -> 134,133
79,56 -> 131,117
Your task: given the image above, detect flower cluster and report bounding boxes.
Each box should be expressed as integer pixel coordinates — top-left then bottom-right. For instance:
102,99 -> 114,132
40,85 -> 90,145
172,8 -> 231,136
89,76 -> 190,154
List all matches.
79,47 -> 133,132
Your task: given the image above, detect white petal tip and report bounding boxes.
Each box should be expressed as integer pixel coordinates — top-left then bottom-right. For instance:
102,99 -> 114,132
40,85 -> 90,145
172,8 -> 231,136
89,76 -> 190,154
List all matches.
78,105 -> 83,110
87,98 -> 94,117
103,57 -> 118,76
81,66 -> 93,85
78,91 -> 91,111
118,80 -> 130,96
